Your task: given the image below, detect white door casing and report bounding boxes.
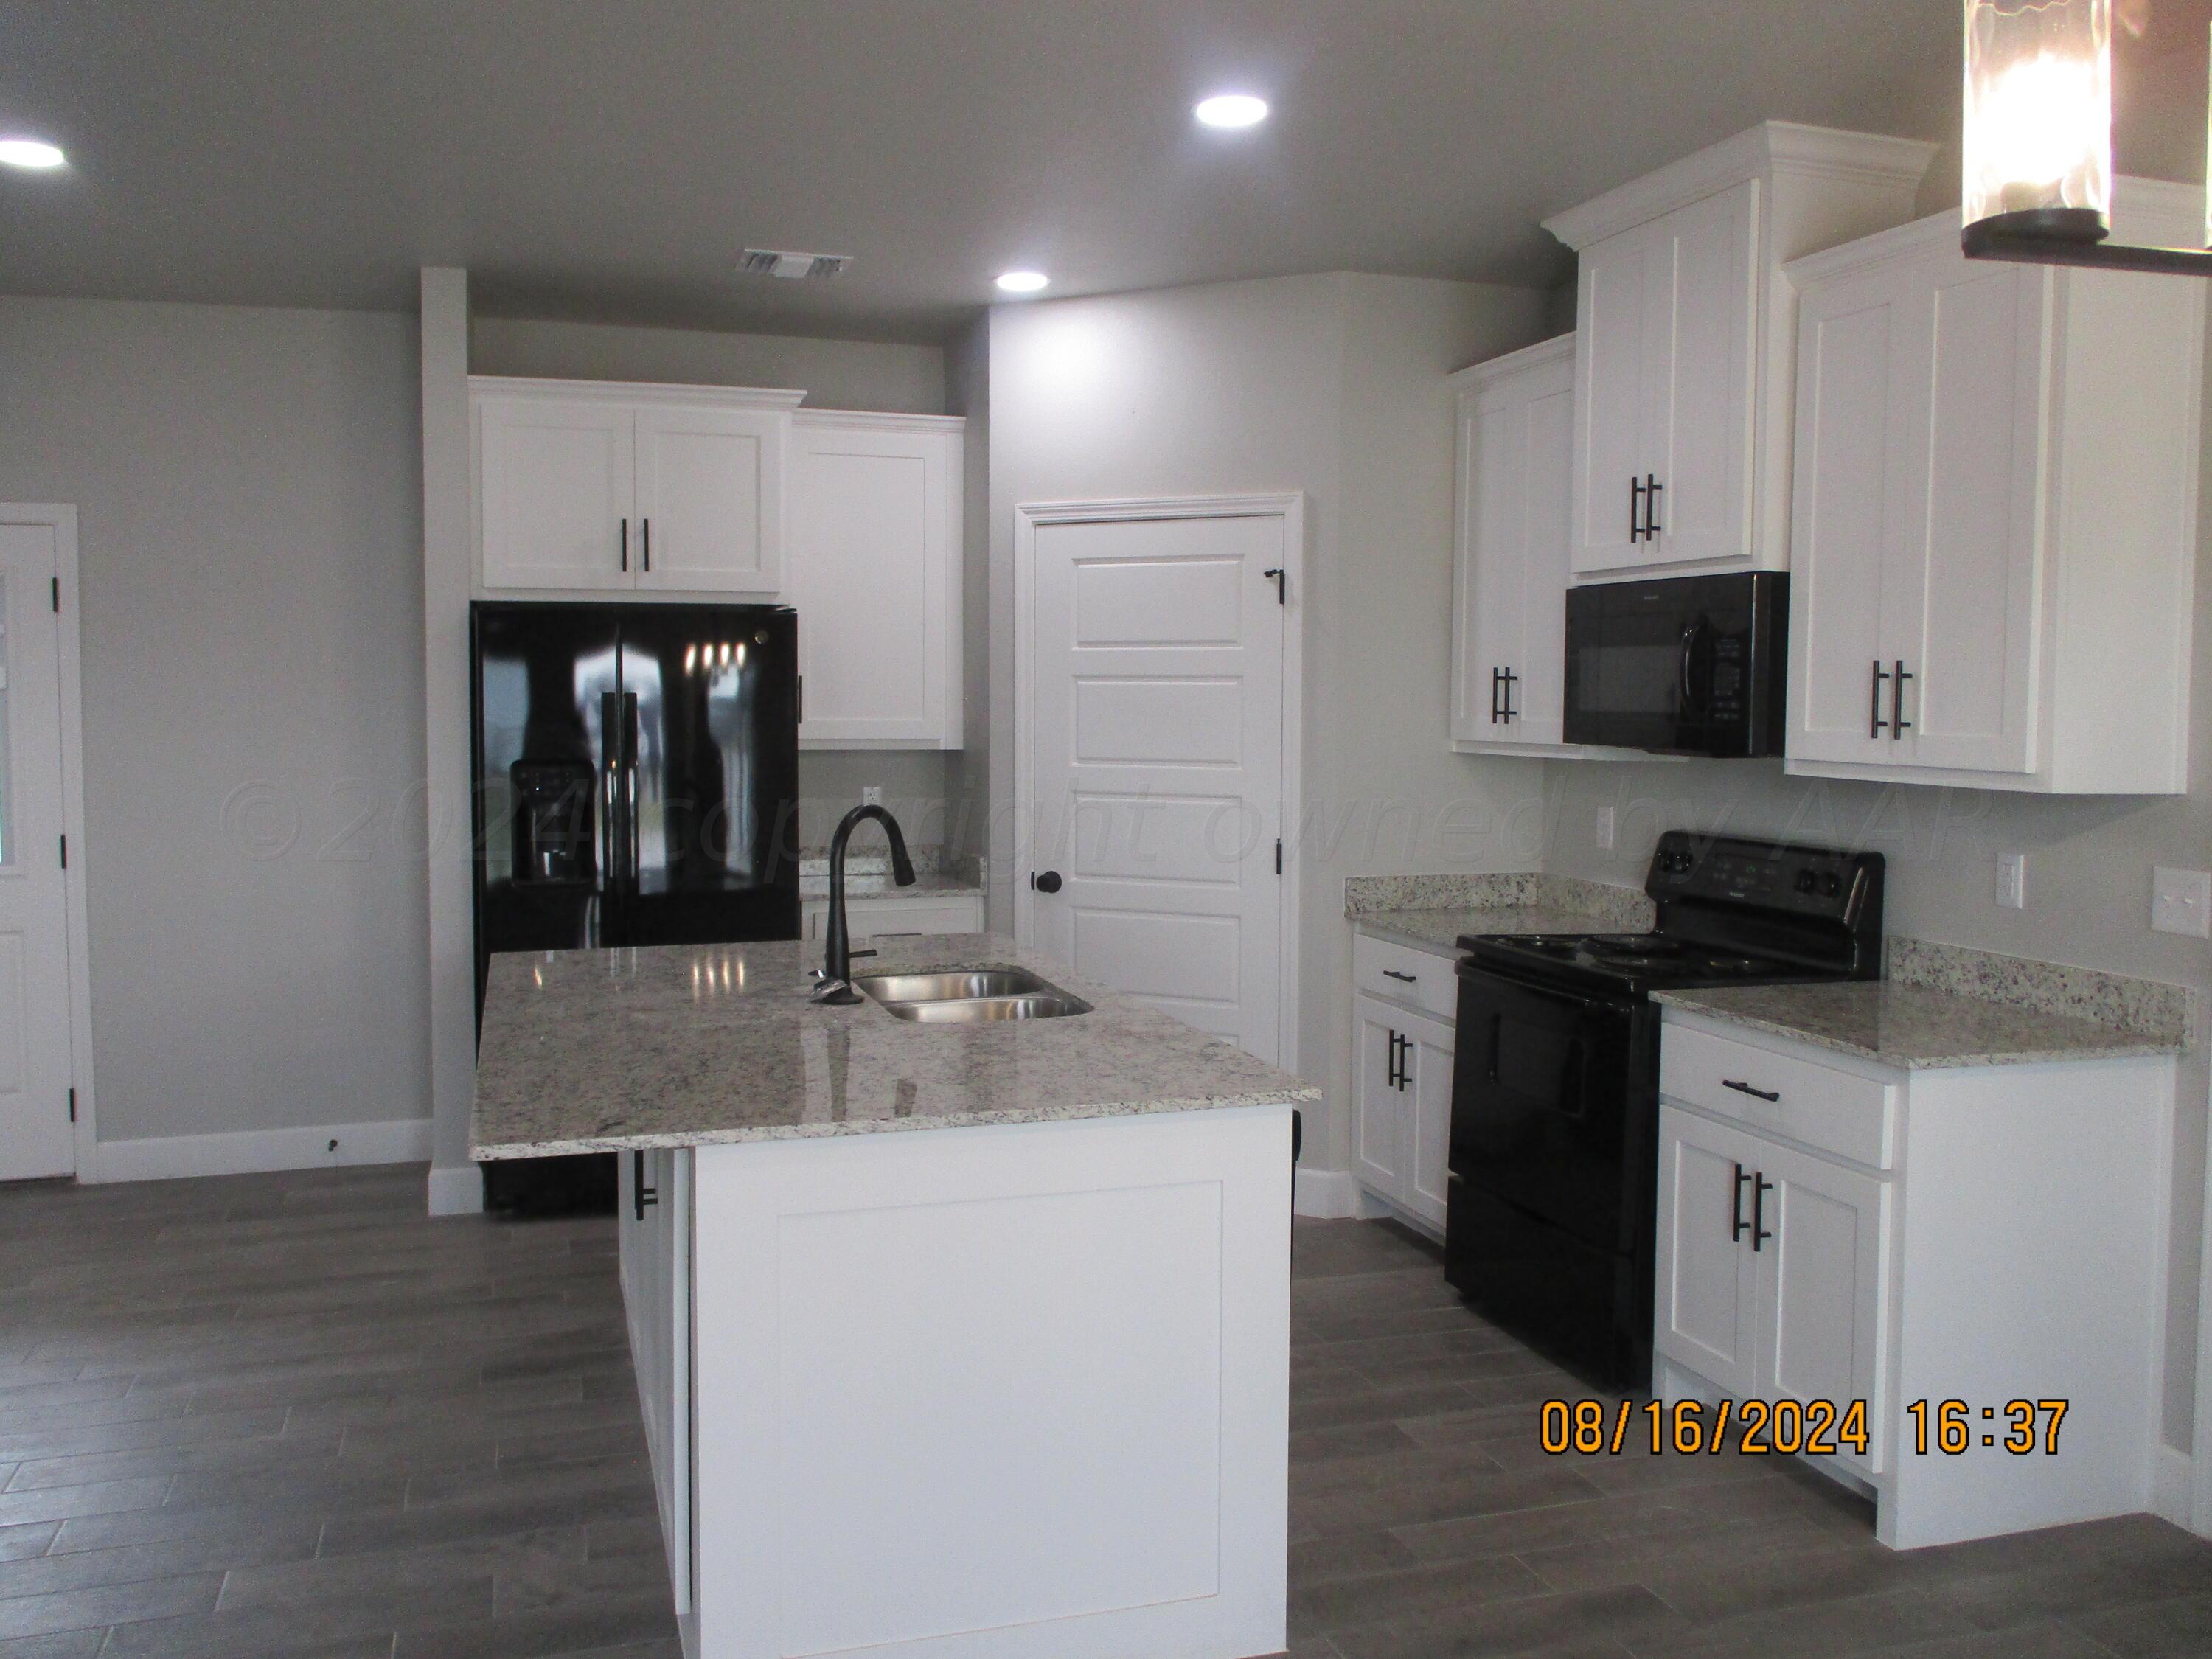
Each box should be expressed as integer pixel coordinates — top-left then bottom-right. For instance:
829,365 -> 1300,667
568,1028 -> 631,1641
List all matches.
1015,495 -> 1302,1070
0,513 -> 86,1182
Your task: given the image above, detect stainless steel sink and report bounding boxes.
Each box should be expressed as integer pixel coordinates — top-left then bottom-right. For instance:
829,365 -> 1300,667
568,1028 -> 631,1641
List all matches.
855,967 -> 1093,1023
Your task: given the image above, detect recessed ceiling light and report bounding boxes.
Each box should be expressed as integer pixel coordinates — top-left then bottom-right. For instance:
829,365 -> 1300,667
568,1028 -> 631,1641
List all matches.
0,138 -> 66,170
1194,94 -> 1269,130
995,270 -> 1050,294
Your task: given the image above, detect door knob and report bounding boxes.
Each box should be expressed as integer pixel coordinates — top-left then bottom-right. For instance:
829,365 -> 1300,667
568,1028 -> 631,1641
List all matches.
1032,871 -> 1063,894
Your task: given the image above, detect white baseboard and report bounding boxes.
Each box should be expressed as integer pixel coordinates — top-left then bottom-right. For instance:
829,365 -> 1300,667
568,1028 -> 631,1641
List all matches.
80,1118 -> 433,1184
2152,1441 -> 2195,1529
426,1161 -> 485,1217
1293,1166 -> 1361,1219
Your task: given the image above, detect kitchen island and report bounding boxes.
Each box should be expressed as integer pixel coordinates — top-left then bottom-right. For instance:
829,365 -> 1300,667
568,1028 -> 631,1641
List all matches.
473,934 -> 1317,1659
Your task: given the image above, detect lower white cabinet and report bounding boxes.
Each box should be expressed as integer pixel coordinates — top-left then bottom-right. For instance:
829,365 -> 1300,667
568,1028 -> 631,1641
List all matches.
617,1147 -> 694,1615
1656,1008 -> 2172,1548
800,890 -> 983,943
1353,985 -> 1454,1234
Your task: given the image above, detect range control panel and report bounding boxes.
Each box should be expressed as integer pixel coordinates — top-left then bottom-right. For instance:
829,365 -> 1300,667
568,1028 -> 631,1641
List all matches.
1645,831 -> 1879,922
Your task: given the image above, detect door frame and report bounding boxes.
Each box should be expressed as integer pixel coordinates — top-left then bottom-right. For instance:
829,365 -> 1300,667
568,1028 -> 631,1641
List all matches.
1,504 -> 95,1178
1012,491 -> 1306,1077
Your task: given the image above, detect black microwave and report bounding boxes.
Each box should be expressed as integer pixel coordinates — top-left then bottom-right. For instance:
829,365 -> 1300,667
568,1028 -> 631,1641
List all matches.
1562,573 -> 1788,757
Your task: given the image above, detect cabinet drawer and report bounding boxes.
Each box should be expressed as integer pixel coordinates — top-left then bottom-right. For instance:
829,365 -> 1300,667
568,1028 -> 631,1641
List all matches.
803,893 -> 984,942
1353,933 -> 1458,1021
1660,1022 -> 1896,1170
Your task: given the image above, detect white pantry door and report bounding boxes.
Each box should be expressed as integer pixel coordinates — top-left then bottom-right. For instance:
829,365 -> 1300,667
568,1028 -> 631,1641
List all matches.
1023,505 -> 1288,1062
0,524 -> 75,1180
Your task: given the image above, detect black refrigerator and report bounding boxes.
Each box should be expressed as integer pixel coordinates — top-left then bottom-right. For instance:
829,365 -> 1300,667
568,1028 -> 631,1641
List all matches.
470,600 -> 801,1212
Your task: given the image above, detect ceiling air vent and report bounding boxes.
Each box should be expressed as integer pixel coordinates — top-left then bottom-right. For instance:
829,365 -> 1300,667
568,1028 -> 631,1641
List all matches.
738,249 -> 852,280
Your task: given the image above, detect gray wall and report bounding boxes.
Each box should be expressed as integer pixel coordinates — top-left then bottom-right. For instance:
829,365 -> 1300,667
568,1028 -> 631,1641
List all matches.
467,316 -> 945,414
0,296 -> 428,1144
986,271 -> 1551,1173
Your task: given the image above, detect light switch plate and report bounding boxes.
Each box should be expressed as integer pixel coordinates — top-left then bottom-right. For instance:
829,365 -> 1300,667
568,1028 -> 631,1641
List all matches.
1595,807 -> 1615,852
862,785 -> 884,807
2152,867 -> 2211,937
1996,852 -> 2025,911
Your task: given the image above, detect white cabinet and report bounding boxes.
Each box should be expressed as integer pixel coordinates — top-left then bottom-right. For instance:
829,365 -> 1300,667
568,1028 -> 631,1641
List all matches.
1450,335 -> 1597,756
1352,986 -> 1454,1234
1785,185 -> 2205,793
618,1147 -> 694,1614
473,379 -> 798,596
790,412 -> 964,748
1657,1008 -> 2172,1548
1543,122 -> 1935,582
800,889 -> 983,942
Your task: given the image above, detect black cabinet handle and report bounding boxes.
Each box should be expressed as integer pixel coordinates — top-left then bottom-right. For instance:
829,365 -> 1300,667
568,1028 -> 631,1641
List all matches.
1870,660 -> 1890,737
1490,666 -> 1503,724
1500,667 -> 1518,723
1630,476 -> 1645,543
632,1150 -> 658,1221
1722,1078 -> 1780,1102
1731,1161 -> 1752,1242
1644,474 -> 1663,536
641,518 -> 651,574
1031,870 -> 1062,894
1891,660 -> 1913,739
1382,969 -> 1418,984
1385,1030 -> 1399,1090
1752,1172 -> 1774,1251
619,518 -> 629,573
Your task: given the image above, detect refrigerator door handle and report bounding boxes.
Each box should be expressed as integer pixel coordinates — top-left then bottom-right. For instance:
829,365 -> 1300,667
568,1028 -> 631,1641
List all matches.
622,691 -> 641,887
599,690 -> 624,890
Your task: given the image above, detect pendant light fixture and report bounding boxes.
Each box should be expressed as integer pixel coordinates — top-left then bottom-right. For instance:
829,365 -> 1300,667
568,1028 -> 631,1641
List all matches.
1961,0 -> 2212,274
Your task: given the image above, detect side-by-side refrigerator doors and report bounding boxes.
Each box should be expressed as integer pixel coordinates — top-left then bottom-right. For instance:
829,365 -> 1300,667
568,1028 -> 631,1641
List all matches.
613,604 -> 801,947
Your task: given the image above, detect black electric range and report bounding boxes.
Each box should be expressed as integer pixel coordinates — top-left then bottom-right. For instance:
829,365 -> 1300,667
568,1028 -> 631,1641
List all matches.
1444,832 -> 1884,1387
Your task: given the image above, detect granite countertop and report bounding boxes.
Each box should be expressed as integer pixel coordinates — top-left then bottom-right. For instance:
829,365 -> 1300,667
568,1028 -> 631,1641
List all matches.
471,933 -> 1318,1158
1653,980 -> 2185,1071
1355,906 -> 1632,955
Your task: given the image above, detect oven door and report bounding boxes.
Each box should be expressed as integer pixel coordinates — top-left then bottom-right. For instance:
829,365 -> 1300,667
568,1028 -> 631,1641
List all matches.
1450,963 -> 1646,1256
1561,574 -> 1784,756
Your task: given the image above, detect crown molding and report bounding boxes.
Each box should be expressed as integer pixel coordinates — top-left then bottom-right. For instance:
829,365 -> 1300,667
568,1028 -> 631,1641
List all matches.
466,375 -> 809,410
1448,331 -> 1574,390
1543,121 -> 1938,252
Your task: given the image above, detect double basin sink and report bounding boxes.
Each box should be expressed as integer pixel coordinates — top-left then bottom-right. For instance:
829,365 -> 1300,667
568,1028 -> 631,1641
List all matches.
854,967 -> 1093,1024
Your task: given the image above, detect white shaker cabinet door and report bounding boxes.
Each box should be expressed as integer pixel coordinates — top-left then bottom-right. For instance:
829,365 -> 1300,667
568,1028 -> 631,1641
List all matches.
477,395 -> 636,591
633,403 -> 786,595
1655,1106 -> 1761,1398
788,416 -> 962,746
1400,1007 -> 1457,1234
1353,997 -> 1408,1203
1571,225 -> 1660,576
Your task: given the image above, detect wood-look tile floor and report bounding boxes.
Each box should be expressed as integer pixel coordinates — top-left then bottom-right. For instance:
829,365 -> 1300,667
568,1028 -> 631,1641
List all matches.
0,1167 -> 2206,1659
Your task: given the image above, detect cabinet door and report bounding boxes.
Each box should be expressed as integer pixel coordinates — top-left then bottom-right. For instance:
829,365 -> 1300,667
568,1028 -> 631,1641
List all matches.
1644,181 -> 1760,570
1572,226 -> 1658,575
1399,1008 -> 1457,1232
1353,997 -> 1407,1201
633,403 -> 786,594
1750,1136 -> 1886,1470
1891,257 -> 2042,776
846,894 -> 985,938
1787,258 -> 1918,765
1655,1106 -> 1761,1397
1454,355 -> 1577,748
477,395 -> 635,591
789,419 -> 962,745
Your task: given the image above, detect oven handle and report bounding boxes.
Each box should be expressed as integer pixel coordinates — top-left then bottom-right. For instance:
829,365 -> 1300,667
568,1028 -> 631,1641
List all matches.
1455,958 -> 1641,1019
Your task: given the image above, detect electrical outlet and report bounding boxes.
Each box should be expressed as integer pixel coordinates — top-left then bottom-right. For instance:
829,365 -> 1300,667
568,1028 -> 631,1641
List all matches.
2152,867 -> 2211,937
1595,807 -> 1616,852
1996,852 -> 2025,911
862,785 -> 884,807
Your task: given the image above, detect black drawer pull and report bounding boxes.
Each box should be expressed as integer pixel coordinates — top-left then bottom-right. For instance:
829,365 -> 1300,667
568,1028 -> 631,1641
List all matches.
1382,969 -> 1418,984
1731,1161 -> 1752,1242
1722,1079 -> 1780,1102
633,1150 -> 658,1221
1752,1172 -> 1774,1251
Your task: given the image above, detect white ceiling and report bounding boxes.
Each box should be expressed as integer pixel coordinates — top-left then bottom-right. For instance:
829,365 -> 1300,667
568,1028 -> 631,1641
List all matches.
2,1 -> 2206,342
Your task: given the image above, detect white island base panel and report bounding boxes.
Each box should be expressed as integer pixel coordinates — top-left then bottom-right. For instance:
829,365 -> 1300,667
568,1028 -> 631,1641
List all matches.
623,1105 -> 1293,1659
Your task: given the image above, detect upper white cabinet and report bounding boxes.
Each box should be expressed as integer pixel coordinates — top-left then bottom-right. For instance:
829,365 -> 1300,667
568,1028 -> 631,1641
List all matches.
1543,122 -> 1935,582
474,379 -> 797,595
1784,183 -> 2205,793
1450,336 -> 1582,754
470,378 -> 970,751
789,412 -> 964,748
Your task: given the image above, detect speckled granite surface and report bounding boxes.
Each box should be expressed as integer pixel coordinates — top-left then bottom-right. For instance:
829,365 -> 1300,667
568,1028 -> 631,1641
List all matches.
1886,937 -> 2197,1047
1654,981 -> 2184,1070
471,933 -> 1315,1159
1354,906 -> 1634,955
1343,874 -> 1653,932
